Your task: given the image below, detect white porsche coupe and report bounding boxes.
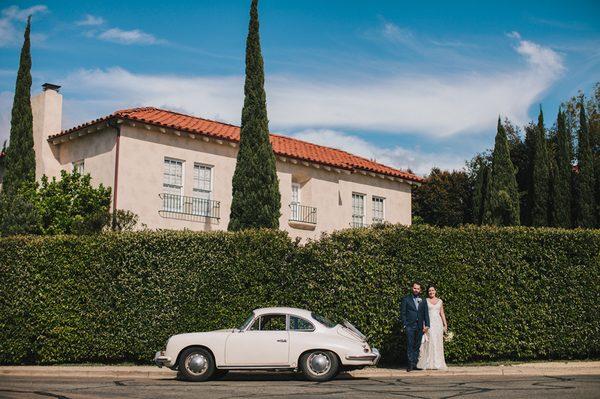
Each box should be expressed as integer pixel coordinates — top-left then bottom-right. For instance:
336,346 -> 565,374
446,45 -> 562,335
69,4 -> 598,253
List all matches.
154,307 -> 380,381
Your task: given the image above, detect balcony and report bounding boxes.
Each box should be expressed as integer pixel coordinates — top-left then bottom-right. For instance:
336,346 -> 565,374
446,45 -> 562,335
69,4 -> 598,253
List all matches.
289,203 -> 317,227
159,193 -> 220,221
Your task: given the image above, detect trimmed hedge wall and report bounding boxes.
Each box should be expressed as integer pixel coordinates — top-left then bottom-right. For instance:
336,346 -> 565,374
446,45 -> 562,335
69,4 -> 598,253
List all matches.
0,225 -> 598,365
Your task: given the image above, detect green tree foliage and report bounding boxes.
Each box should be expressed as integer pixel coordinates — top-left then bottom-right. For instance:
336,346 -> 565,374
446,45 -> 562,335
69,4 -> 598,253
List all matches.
0,182 -> 41,236
37,171 -> 112,234
470,155 -> 489,225
3,17 -> 35,194
0,141 -> 6,179
412,168 -> 472,226
589,84 -> 600,226
530,108 -> 550,226
228,0 -> 281,231
521,122 -> 536,225
504,119 -> 529,224
109,209 -> 144,232
574,103 -> 596,227
551,109 -> 573,227
0,171 -> 112,236
483,119 -> 520,226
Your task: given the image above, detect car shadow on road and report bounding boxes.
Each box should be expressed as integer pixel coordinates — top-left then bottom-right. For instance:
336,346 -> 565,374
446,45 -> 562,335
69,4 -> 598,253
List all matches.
163,371 -> 368,382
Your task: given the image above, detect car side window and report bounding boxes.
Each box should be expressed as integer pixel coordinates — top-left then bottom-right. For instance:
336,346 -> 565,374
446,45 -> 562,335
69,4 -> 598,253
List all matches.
289,316 -> 315,332
249,314 -> 287,331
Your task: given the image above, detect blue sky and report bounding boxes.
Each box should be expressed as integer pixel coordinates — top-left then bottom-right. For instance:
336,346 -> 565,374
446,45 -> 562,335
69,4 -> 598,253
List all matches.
0,0 -> 599,174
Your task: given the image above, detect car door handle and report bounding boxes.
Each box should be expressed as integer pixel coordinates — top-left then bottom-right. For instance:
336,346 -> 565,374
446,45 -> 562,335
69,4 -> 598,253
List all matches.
277,339 -> 287,343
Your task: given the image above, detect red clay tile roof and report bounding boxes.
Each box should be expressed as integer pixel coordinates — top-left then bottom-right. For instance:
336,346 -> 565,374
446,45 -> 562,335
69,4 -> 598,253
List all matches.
49,107 -> 423,183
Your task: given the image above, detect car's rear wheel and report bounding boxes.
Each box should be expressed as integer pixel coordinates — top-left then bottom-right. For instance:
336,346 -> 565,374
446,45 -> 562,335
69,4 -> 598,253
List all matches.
177,347 -> 215,382
300,350 -> 339,382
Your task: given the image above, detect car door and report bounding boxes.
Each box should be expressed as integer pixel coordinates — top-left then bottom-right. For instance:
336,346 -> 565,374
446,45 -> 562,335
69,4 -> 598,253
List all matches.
225,314 -> 290,366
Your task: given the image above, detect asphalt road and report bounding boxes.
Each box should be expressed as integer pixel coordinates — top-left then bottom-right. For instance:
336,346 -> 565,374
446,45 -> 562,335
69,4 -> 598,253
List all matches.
1,373 -> 599,399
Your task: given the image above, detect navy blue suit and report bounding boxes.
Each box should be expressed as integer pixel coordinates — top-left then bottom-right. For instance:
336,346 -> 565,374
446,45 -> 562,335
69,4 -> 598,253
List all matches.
401,294 -> 430,367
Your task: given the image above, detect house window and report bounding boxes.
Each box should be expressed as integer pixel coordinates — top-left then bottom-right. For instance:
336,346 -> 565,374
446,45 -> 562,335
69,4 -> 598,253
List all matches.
192,163 -> 213,216
73,160 -> 84,174
291,183 -> 301,220
352,193 -> 365,227
163,158 -> 183,212
372,196 -> 385,224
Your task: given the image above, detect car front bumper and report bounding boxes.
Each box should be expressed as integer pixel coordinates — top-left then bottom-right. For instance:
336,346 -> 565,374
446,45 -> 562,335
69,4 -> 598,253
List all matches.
154,351 -> 173,368
345,348 -> 380,365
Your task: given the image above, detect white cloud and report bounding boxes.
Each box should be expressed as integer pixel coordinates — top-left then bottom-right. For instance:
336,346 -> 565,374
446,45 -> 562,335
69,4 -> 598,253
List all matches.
56,31 -> 564,139
0,33 -> 566,166
506,31 -> 521,40
381,22 -> 415,46
97,28 -> 161,45
0,91 -> 14,144
76,14 -> 104,26
0,4 -> 48,47
290,129 -> 465,175
515,38 -> 565,76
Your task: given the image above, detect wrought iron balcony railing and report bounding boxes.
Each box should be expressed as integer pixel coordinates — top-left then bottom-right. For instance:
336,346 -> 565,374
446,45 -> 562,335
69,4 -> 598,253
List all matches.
159,193 -> 220,219
289,203 -> 317,224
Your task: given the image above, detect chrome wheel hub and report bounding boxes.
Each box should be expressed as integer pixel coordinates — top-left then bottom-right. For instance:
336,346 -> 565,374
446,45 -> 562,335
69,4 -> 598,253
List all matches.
186,353 -> 208,375
308,353 -> 331,375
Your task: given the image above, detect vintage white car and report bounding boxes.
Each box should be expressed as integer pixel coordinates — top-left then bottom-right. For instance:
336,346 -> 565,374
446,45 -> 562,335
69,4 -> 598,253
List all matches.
154,307 -> 380,381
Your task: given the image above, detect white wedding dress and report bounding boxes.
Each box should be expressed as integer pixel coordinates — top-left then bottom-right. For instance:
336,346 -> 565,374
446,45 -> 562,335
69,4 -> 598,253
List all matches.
417,299 -> 447,370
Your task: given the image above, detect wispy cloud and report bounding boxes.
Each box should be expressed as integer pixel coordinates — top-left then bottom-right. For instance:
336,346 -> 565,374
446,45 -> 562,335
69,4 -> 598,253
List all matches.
97,27 -> 162,45
529,17 -> 589,31
45,31 -> 564,141
290,129 -> 465,175
0,4 -> 48,47
76,14 -> 104,26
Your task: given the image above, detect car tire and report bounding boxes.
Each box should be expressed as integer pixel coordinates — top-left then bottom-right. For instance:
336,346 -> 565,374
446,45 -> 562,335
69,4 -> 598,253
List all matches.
300,350 -> 339,382
177,347 -> 215,382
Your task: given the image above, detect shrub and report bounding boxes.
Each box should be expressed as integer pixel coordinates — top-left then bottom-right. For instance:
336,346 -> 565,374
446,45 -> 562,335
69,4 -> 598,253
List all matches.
0,225 -> 598,365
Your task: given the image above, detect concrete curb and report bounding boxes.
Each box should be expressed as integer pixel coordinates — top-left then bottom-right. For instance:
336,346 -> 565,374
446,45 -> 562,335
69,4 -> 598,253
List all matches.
1,362 -> 599,379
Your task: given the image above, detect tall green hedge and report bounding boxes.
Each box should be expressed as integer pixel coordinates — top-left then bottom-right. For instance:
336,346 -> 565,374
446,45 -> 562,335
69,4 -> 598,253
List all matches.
0,225 -> 598,365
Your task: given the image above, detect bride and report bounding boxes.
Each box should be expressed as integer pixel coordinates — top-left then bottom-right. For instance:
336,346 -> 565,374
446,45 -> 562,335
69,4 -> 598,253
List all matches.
417,285 -> 448,370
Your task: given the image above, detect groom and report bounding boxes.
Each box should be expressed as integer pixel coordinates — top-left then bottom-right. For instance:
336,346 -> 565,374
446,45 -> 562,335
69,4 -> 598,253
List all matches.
401,281 -> 430,372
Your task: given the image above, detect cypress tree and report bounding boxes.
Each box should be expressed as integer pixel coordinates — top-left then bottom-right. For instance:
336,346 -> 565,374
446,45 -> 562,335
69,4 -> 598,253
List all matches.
472,157 -> 489,225
551,109 -> 572,227
521,123 -> 536,225
228,0 -> 281,231
3,16 -> 35,194
483,118 -> 520,226
530,107 -> 550,226
574,103 -> 596,227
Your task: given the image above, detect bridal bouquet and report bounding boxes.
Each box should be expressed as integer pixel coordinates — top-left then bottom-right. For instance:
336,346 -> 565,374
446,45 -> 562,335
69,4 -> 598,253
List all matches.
444,330 -> 454,342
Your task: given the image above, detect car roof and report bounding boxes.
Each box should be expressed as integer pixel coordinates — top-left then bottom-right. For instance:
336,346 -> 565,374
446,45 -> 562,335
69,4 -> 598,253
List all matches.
253,307 -> 314,319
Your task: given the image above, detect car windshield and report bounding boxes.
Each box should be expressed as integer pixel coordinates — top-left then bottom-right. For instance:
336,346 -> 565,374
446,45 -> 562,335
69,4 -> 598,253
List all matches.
238,313 -> 255,330
311,312 -> 337,328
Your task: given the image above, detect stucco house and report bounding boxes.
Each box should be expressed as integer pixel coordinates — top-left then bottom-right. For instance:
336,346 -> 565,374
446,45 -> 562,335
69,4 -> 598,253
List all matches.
25,83 -> 422,240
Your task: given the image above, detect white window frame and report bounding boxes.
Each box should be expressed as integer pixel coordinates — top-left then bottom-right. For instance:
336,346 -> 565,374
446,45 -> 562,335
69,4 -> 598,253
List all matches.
163,157 -> 184,212
352,192 -> 365,227
372,196 -> 385,224
291,183 -> 301,220
192,163 -> 213,216
72,159 -> 85,174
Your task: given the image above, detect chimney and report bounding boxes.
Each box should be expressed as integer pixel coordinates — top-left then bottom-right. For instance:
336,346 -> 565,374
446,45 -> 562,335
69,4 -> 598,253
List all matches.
42,83 -> 61,93
32,83 -> 63,180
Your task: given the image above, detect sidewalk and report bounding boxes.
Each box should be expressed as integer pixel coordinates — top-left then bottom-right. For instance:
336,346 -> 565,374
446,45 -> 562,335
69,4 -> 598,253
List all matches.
1,361 -> 599,379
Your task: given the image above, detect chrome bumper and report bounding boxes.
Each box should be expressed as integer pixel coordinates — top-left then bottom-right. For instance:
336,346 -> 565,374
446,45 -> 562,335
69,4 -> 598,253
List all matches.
345,348 -> 380,364
154,351 -> 172,368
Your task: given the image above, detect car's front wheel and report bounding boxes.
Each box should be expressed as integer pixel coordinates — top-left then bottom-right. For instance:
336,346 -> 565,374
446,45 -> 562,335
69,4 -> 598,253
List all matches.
300,350 -> 339,382
177,347 -> 215,382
